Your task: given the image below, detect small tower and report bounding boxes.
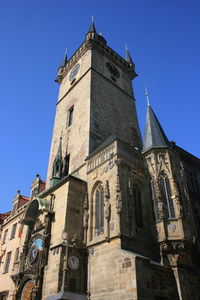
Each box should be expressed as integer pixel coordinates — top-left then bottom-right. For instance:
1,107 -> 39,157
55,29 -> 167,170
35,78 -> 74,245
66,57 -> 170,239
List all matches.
143,102 -> 197,299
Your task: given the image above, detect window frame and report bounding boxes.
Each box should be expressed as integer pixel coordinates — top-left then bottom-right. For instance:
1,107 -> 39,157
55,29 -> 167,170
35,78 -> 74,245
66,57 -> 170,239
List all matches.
3,251 -> 12,273
2,229 -> 8,244
10,223 -> 17,240
67,105 -> 74,128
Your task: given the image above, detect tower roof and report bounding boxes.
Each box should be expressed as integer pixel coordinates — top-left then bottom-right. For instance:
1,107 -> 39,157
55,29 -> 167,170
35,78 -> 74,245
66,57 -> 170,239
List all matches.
87,20 -> 96,33
143,105 -> 170,153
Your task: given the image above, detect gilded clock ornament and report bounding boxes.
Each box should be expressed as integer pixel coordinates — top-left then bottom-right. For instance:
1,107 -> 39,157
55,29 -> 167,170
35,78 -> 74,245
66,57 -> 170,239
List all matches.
69,64 -> 80,81
68,256 -> 79,270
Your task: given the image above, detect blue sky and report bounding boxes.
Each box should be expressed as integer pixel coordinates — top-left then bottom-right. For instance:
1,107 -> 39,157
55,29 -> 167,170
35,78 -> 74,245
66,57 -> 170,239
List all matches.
0,0 -> 199,213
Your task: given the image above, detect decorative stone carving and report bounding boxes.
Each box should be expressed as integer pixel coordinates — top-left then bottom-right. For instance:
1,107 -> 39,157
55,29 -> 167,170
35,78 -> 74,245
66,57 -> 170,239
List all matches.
157,152 -> 170,173
116,174 -> 122,214
146,153 -> 155,173
104,181 -> 111,220
83,193 -> 89,243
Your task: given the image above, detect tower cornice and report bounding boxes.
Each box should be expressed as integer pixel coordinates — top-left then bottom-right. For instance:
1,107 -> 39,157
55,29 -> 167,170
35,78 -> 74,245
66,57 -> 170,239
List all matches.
56,34 -> 137,84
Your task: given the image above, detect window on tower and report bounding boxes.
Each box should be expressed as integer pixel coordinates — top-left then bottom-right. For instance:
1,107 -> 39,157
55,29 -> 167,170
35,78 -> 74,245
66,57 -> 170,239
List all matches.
133,185 -> 143,231
95,184 -> 104,236
159,172 -> 175,219
67,106 -> 74,128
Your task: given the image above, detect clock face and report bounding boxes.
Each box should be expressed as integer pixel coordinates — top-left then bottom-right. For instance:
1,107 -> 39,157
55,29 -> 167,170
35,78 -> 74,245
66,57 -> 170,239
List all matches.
69,64 -> 80,81
106,62 -> 120,78
68,256 -> 79,270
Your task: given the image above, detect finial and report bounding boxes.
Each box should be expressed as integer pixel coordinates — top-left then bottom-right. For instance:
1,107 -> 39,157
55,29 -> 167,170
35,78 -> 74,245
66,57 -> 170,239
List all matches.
145,86 -> 150,106
125,44 -> 128,51
17,190 -> 21,195
92,16 -> 94,22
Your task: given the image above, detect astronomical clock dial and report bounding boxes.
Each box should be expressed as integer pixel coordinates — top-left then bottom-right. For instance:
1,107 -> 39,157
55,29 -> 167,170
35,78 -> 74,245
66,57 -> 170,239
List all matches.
69,63 -> 80,81
28,237 -> 43,266
68,255 -> 79,270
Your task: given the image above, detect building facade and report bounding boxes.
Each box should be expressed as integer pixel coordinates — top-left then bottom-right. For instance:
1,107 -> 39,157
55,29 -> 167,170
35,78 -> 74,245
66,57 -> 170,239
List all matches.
0,22 -> 200,300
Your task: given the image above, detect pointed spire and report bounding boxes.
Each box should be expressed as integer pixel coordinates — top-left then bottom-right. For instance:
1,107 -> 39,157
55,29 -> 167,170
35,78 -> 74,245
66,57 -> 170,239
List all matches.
56,132 -> 62,159
143,105 -> 170,153
60,48 -> 67,68
87,16 -> 96,33
125,45 -> 134,65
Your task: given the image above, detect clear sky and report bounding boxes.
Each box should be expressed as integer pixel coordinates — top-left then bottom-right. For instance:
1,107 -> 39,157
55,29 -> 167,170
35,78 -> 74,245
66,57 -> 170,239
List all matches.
0,0 -> 199,213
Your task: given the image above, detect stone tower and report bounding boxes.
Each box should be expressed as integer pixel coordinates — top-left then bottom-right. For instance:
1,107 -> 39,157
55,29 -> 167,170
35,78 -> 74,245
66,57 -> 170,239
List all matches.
8,22 -> 200,300
46,21 -> 142,187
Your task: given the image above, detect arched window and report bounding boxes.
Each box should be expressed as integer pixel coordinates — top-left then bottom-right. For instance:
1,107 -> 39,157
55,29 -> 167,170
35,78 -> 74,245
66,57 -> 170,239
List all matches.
133,185 -> 143,231
95,184 -> 104,236
159,173 -> 175,219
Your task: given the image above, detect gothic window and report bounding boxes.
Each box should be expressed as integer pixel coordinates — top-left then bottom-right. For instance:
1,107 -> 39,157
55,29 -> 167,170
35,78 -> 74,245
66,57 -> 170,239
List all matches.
95,184 -> 104,236
133,185 -> 143,231
159,173 -> 175,219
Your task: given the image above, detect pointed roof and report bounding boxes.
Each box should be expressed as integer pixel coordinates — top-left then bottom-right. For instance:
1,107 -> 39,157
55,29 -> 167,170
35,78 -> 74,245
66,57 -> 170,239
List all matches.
125,49 -> 134,65
143,105 -> 170,153
60,49 -> 67,68
87,20 -> 96,33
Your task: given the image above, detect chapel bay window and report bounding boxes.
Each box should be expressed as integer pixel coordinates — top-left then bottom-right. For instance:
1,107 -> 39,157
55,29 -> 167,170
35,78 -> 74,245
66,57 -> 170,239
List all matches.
95,184 -> 104,236
159,173 -> 175,219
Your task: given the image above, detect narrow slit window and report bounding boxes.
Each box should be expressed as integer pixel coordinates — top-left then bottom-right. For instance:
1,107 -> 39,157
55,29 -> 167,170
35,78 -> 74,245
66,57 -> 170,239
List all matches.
67,106 -> 74,128
95,184 -> 104,236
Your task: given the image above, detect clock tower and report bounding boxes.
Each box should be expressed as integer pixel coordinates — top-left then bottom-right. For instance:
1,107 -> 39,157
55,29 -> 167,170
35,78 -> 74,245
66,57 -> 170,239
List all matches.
12,21 -> 200,300
46,21 -> 142,187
